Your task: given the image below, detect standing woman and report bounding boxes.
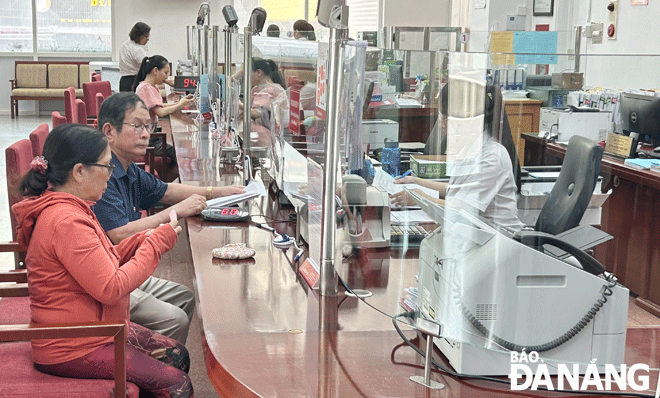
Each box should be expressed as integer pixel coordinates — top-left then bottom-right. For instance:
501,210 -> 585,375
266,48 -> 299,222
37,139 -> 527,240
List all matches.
119,22 -> 151,92
12,124 -> 193,397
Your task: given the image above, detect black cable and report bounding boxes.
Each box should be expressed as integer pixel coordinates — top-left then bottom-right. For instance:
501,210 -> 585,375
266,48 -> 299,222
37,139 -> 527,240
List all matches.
391,313 -> 654,398
451,273 -> 617,353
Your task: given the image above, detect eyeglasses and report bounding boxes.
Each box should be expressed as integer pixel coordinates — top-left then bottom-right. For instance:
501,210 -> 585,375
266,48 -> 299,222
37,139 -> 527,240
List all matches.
123,122 -> 153,133
85,163 -> 115,176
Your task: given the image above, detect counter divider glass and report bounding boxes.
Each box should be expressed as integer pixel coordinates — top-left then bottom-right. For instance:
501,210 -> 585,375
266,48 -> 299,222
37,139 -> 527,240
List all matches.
167,38 -> 660,396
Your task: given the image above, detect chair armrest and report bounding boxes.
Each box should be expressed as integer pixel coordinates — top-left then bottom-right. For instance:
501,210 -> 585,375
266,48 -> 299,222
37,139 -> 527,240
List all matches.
151,132 -> 168,161
0,321 -> 127,398
0,241 -> 21,252
9,79 -> 16,90
0,269 -> 27,283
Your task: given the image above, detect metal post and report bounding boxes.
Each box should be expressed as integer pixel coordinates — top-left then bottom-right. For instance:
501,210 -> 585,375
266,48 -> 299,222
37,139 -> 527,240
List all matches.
243,27 -> 253,177
410,334 -> 445,389
196,27 -> 203,75
319,27 -> 348,297
211,26 -> 219,102
574,26 -> 582,72
223,27 -> 234,132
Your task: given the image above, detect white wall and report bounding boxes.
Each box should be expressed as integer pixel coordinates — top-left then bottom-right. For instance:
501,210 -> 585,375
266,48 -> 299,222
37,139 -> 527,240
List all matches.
582,0 -> 660,90
112,0 -> 232,66
381,0 -> 450,28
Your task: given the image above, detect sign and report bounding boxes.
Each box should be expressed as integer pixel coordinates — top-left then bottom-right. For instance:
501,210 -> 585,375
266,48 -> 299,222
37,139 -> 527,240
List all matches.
605,132 -> 635,158
288,87 -> 301,135
315,42 -> 328,121
459,32 -> 470,44
174,75 -> 200,92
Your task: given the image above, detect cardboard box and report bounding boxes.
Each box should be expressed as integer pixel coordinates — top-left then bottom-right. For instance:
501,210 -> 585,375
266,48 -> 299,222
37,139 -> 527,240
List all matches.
410,155 -> 447,178
551,73 -> 583,89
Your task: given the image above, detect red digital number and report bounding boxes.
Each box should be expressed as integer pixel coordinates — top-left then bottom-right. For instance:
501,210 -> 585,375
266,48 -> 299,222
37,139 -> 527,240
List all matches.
183,78 -> 190,87
230,209 -> 239,215
221,208 -> 229,215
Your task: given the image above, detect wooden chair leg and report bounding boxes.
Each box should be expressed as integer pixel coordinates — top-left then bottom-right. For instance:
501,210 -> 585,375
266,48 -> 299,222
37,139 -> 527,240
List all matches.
11,99 -> 15,119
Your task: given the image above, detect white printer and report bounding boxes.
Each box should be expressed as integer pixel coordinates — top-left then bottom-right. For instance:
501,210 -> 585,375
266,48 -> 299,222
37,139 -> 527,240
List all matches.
540,107 -> 612,142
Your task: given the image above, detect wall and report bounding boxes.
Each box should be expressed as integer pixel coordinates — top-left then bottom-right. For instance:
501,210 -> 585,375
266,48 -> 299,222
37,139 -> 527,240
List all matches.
582,0 -> 660,90
380,0 -> 450,28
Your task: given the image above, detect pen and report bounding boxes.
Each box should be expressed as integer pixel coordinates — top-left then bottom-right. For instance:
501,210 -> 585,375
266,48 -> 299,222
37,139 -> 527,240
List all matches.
395,170 -> 412,180
253,222 -> 275,233
244,155 -> 251,186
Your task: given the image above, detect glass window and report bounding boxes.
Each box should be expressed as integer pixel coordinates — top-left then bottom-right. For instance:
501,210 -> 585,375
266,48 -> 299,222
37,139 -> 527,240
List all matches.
36,0 -> 111,52
0,0 -> 33,52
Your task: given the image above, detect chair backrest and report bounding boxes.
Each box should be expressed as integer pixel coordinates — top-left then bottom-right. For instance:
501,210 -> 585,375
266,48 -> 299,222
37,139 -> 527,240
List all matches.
535,135 -> 603,235
96,92 -> 105,119
28,124 -> 49,157
63,86 -> 76,123
91,72 -> 101,82
5,139 -> 33,241
52,111 -> 67,129
75,98 -> 87,124
83,80 -> 112,117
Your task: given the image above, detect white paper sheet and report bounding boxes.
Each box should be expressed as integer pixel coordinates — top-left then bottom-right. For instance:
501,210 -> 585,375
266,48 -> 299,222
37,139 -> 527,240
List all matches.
206,181 -> 266,208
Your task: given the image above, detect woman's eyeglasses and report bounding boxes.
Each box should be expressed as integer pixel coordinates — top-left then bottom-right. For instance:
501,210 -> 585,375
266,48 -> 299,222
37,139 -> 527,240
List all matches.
85,163 -> 115,176
123,122 -> 153,133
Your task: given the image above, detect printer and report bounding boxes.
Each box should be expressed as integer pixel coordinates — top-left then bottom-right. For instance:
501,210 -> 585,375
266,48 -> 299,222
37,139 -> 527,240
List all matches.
413,194 -> 628,376
540,107 -> 612,142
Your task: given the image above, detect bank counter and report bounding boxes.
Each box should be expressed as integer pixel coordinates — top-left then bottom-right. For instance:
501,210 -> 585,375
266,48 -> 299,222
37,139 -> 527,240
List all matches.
523,133 -> 660,314
167,113 -> 660,398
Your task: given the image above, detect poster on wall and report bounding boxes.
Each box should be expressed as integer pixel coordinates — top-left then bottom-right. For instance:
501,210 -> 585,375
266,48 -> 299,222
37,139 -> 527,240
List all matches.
631,0 -> 648,5
533,0 -> 554,16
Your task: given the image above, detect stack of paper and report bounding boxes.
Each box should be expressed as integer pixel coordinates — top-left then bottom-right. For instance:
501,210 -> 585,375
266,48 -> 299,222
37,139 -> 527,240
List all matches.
372,168 -> 439,205
391,210 -> 435,225
624,158 -> 660,170
400,286 -> 419,313
206,181 -> 266,208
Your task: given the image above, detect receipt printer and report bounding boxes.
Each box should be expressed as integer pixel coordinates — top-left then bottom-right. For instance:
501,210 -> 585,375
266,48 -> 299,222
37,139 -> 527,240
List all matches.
361,119 -> 399,150
540,107 -> 612,142
343,175 -> 391,248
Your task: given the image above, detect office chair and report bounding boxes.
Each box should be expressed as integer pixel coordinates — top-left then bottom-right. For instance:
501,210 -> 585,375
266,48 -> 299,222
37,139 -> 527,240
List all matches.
534,134 -> 603,236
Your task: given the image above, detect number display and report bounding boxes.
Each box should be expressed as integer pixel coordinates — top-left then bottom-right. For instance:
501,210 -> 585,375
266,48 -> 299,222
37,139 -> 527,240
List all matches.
174,76 -> 200,91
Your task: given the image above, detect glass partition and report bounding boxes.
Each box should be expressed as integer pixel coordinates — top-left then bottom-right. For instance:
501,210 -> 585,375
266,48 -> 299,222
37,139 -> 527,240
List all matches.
214,29 -> 660,376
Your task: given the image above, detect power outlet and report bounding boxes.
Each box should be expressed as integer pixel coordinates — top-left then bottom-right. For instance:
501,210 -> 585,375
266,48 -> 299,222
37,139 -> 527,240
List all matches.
607,0 -> 618,40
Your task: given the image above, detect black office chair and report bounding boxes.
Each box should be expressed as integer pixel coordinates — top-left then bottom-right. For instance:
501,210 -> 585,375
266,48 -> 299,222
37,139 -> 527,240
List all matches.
534,135 -> 603,235
514,134 -> 606,276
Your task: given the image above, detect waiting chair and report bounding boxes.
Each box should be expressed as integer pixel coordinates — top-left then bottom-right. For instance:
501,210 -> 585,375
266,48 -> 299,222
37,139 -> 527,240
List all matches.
29,124 -> 49,157
75,98 -> 87,125
63,87 -> 76,123
0,243 -> 138,397
5,139 -> 33,269
52,111 -> 67,128
96,92 -> 105,119
534,135 -> 603,235
91,72 -> 101,82
83,81 -> 112,119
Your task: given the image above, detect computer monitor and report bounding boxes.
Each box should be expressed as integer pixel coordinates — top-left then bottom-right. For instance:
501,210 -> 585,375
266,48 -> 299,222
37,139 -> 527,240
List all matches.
619,92 -> 660,146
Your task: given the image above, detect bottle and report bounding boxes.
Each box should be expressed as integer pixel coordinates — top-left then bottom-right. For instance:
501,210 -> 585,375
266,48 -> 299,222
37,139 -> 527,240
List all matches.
380,138 -> 401,177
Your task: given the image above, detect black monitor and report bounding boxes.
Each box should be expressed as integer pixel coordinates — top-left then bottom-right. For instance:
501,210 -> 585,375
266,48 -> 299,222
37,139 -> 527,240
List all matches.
620,92 -> 660,146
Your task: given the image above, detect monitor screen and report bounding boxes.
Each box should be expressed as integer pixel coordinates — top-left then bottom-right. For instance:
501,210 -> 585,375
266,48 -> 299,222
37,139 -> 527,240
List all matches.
620,92 -> 660,146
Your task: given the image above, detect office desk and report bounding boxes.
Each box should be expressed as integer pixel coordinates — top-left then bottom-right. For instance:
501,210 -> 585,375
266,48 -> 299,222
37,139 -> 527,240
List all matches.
364,105 -> 438,143
170,116 -> 660,397
523,133 -> 660,311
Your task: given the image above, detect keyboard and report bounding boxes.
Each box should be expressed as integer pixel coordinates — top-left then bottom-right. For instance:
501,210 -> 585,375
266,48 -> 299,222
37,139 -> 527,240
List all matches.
390,225 -> 429,245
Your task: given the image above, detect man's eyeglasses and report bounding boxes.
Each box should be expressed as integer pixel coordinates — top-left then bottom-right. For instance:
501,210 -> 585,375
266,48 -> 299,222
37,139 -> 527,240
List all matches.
123,122 -> 153,133
85,163 -> 115,176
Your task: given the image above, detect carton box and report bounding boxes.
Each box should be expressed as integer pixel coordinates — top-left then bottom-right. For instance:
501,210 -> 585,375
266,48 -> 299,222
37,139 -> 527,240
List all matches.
410,155 -> 447,178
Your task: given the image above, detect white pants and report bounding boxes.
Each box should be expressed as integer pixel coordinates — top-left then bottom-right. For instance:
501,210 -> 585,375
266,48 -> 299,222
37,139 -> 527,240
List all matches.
130,276 -> 195,344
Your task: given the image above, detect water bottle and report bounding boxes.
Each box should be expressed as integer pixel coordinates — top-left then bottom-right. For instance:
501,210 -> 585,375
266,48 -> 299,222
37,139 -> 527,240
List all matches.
380,139 -> 401,177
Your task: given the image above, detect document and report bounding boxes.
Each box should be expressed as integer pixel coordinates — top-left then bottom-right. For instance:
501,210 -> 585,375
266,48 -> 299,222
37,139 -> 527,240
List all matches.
206,181 -> 266,208
372,168 -> 439,209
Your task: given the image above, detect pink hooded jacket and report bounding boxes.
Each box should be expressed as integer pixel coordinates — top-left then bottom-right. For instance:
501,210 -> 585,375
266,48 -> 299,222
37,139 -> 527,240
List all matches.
12,190 -> 177,365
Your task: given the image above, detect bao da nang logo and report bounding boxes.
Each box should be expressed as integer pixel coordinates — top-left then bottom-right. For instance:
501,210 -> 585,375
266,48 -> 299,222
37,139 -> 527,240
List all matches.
508,351 -> 659,396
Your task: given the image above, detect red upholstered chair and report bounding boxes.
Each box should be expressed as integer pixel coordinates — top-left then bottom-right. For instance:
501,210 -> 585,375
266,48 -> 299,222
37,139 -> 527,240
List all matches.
63,87 -> 76,123
52,111 -> 67,129
96,93 -> 105,117
83,81 -> 112,119
29,124 -> 49,157
74,98 -> 87,125
91,72 -> 101,82
5,140 -> 32,252
0,244 -> 138,398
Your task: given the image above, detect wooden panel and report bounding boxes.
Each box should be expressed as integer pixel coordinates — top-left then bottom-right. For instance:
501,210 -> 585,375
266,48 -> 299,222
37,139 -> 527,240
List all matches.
504,99 -> 542,167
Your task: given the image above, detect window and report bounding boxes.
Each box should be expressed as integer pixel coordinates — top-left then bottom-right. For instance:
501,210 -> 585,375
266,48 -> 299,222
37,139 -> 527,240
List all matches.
0,0 -> 111,54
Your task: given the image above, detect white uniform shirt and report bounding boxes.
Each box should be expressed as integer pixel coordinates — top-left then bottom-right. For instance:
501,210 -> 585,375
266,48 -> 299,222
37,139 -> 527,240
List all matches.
446,136 -> 524,231
119,40 -> 148,76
